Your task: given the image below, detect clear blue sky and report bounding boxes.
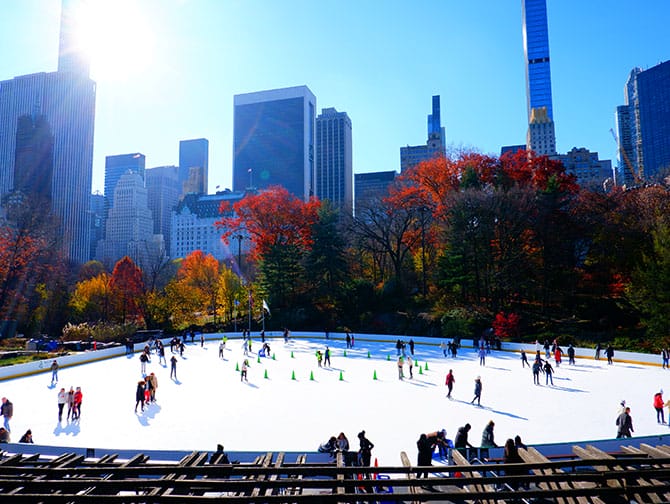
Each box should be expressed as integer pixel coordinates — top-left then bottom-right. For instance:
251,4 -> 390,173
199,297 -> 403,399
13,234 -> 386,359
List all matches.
1,0 -> 668,194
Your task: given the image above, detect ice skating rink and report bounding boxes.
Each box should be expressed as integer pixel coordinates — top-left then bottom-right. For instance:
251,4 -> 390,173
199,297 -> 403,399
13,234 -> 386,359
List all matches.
1,336 -> 668,465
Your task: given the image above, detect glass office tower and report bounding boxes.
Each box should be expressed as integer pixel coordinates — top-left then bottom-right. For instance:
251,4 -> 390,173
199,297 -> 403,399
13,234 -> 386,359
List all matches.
233,86 -> 316,201
522,0 -> 554,121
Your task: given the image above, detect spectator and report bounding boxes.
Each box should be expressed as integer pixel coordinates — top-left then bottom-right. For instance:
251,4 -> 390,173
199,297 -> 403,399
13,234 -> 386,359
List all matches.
19,429 -> 33,443
0,427 -> 9,443
319,436 -> 337,456
416,433 -> 435,478
209,443 -> 230,464
454,423 -> 474,458
357,430 -> 374,467
481,420 -> 498,448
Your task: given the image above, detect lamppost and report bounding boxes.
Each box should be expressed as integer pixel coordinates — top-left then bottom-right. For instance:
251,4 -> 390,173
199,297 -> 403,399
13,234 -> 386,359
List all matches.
234,234 -> 244,274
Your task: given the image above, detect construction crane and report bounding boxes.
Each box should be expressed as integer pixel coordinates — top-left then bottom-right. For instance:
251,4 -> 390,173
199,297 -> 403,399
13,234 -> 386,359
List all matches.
610,128 -> 642,186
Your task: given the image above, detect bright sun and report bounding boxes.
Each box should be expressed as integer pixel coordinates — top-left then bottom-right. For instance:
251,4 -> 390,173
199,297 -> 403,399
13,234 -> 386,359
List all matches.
72,0 -> 155,82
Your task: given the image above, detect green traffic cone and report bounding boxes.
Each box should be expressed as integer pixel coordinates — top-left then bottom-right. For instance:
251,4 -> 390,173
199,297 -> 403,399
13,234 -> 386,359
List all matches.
291,351 -> 295,358
264,369 -> 268,379
373,370 -> 377,380
272,353 -> 276,360
257,355 -> 261,364
235,362 -> 239,371
339,371 -> 344,381
419,365 -> 423,375
343,350 -> 347,357
292,370 -> 296,380
367,351 -> 371,358
387,354 -> 390,361
310,370 -> 314,381
425,362 -> 429,371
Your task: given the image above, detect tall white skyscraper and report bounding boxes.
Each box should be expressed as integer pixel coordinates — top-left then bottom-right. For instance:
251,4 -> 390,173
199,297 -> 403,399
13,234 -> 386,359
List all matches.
0,0 -> 96,263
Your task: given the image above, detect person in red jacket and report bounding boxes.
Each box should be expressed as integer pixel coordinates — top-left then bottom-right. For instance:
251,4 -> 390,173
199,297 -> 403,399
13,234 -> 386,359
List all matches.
653,390 -> 665,424
73,387 -> 83,420
445,369 -> 455,399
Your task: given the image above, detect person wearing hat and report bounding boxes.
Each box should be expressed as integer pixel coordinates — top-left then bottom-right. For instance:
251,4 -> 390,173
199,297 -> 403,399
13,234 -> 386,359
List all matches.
471,376 -> 482,406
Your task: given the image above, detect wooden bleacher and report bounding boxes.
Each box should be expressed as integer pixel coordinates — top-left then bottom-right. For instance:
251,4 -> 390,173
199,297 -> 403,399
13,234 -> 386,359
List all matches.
0,443 -> 669,502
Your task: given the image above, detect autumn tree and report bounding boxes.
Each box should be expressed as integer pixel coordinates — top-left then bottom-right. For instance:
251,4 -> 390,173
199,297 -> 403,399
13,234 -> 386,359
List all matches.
0,193 -> 61,331
109,257 -> 145,324
69,273 -> 112,322
217,186 -> 319,308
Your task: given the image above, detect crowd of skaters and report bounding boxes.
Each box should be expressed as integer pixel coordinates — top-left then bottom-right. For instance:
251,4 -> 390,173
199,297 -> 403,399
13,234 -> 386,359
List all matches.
3,330 -> 670,473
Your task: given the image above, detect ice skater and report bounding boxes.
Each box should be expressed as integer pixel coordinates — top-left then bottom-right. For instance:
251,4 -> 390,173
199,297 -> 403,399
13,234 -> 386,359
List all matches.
135,379 -> 146,412
445,369 -> 455,398
532,359 -> 542,385
170,355 -> 178,380
57,388 -> 66,421
478,346 -> 486,366
471,376 -> 482,406
654,390 -> 665,424
241,359 -> 249,382
66,387 -> 75,421
407,355 -> 414,379
397,356 -> 404,380
50,360 -> 59,384
520,350 -> 529,368
73,387 -> 82,420
544,360 -> 554,385
324,347 -> 331,367
1,397 -> 13,431
616,406 -> 634,438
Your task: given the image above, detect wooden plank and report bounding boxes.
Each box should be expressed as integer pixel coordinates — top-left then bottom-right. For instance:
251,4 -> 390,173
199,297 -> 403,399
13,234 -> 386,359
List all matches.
451,448 -> 495,504
0,453 -> 23,465
400,450 -> 423,504
520,447 -> 580,504
264,452 -> 285,497
249,452 -> 274,498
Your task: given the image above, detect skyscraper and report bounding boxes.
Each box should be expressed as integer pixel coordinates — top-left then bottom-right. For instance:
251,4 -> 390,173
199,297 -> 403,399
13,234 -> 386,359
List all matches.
104,153 -> 146,220
13,113 -> 54,203
522,0 -> 554,121
315,107 -> 352,211
233,86 -> 316,201
400,95 -> 446,172
96,171 -> 163,270
0,0 -> 96,263
178,138 -> 209,196
616,61 -> 670,183
146,165 -> 180,257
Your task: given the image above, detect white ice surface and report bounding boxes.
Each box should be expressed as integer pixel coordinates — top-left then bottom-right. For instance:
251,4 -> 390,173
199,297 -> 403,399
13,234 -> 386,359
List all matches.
1,337 -> 668,465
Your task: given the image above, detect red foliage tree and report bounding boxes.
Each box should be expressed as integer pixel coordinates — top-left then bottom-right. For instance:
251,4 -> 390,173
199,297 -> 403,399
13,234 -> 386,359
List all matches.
216,186 -> 320,261
109,256 -> 145,324
492,311 -> 520,340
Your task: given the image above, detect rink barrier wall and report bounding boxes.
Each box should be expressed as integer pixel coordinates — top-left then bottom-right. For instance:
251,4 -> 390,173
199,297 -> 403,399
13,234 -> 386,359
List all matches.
0,331 -> 663,382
